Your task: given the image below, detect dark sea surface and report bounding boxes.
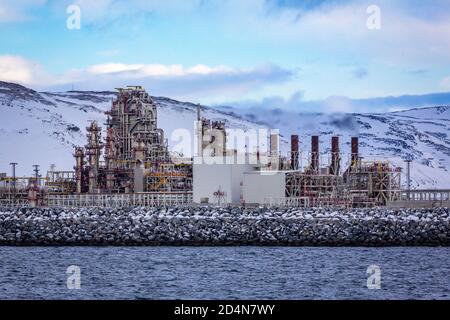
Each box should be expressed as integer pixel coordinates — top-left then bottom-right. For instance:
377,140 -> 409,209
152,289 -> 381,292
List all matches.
0,247 -> 449,300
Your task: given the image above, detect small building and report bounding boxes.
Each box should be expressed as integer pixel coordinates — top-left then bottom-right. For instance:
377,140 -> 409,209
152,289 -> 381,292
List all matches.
193,154 -> 288,206
193,156 -> 255,205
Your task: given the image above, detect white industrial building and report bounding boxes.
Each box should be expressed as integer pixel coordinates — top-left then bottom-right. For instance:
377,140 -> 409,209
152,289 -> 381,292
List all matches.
193,155 -> 256,205
193,106 -> 283,205
193,155 -> 287,205
242,171 -> 285,205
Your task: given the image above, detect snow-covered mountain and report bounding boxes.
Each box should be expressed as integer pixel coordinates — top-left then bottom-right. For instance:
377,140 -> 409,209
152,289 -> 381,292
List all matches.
1,81 -> 449,189
0,81 -> 266,176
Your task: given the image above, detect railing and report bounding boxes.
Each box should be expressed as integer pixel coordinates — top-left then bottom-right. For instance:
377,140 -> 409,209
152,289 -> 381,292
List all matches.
264,197 -> 310,208
44,192 -> 193,208
386,189 -> 450,208
400,189 -> 450,202
0,199 -> 30,207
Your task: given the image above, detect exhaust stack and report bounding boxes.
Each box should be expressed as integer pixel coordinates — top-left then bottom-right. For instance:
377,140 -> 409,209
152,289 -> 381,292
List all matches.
351,137 -> 359,167
291,135 -> 299,170
311,136 -> 319,172
270,133 -> 279,157
330,136 -> 340,175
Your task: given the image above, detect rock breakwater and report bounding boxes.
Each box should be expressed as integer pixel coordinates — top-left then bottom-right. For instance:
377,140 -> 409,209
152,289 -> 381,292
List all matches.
0,207 -> 449,246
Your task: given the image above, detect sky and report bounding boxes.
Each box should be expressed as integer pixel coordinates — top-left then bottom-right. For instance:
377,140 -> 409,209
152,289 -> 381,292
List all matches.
0,0 -> 450,112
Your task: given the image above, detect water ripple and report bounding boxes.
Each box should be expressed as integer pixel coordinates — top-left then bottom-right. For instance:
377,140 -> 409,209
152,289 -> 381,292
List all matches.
0,247 -> 449,300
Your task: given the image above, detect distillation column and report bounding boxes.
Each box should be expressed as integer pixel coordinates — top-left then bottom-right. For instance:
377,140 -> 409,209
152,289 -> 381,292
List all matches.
74,147 -> 84,193
85,121 -> 102,193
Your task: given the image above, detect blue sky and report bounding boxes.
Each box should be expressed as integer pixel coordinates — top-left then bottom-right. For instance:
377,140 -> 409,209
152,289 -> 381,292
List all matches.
0,0 -> 450,112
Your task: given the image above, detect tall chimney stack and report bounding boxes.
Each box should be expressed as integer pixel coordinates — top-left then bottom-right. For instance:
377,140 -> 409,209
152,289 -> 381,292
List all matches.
351,137 -> 359,167
270,133 -> 279,157
330,136 -> 340,175
291,135 -> 299,170
311,136 -> 319,172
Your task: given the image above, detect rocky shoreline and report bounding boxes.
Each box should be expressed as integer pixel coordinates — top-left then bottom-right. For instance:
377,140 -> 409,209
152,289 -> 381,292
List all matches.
0,207 -> 449,246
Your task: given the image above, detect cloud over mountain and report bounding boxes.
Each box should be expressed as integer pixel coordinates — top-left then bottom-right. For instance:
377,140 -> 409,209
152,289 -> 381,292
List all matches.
0,55 -> 294,101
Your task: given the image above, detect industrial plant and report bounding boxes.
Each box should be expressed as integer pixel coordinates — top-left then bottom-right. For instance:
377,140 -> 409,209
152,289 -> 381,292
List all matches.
1,86 -> 449,208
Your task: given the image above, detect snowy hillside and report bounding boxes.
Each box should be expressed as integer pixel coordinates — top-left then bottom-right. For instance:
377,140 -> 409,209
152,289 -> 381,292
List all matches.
1,81 -> 449,189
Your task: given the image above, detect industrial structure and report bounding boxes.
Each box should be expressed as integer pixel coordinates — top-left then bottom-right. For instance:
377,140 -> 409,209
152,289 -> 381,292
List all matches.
71,86 -> 192,196
195,134 -> 403,208
1,86 -> 192,207
1,86 -> 447,209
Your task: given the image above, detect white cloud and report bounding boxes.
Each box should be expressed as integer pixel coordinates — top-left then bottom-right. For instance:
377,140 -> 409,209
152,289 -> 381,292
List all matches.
441,77 -> 450,90
156,0 -> 448,67
87,63 -> 238,77
0,55 -> 40,84
79,62 -> 294,101
323,96 -> 355,113
0,6 -> 22,23
221,88 -> 450,114
4,0 -> 450,65
52,1 -> 437,67
0,0 -> 46,23
87,63 -> 146,75
0,55 -> 293,101
66,0 -> 202,23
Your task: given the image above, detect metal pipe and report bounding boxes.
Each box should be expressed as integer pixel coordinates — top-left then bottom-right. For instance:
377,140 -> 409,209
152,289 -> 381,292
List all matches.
32,165 -> 40,186
406,159 -> 411,201
9,162 -> 17,202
